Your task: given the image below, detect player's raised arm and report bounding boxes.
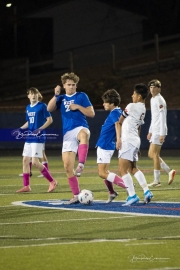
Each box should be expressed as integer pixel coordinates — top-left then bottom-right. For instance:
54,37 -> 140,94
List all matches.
47,85 -> 61,112
69,104 -> 95,118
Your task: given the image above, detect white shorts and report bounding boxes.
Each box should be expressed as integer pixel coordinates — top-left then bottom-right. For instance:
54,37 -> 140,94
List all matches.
149,133 -> 164,145
97,147 -> 114,164
22,143 -> 44,158
118,141 -> 138,162
62,126 -> 90,153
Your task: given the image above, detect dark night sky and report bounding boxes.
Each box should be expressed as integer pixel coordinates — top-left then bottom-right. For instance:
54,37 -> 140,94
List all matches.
0,0 -> 180,61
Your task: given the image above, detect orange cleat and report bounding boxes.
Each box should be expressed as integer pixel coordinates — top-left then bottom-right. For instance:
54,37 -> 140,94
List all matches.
48,180 -> 58,193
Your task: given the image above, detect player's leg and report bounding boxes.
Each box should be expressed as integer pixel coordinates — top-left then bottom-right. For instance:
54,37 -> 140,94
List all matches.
19,158 -> 32,177
62,151 -> 81,204
31,143 -> 57,192
97,147 -> 118,203
16,143 -> 31,192
74,128 -> 90,177
38,144 -> 48,177
118,142 -> 139,206
148,143 -> 161,187
132,165 -> 153,204
159,157 -> 176,185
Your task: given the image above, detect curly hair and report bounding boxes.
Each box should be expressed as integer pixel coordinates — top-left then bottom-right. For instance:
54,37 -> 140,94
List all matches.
61,72 -> 80,84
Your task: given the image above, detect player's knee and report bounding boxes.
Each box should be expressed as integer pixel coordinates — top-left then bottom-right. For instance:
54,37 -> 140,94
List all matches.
32,160 -> 38,167
98,171 -> 106,179
148,152 -> 153,159
78,129 -> 90,142
63,164 -> 72,174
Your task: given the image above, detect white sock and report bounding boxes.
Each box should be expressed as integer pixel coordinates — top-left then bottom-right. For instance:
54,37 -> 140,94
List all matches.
134,170 -> 149,193
122,173 -> 135,197
160,158 -> 170,174
154,170 -> 160,182
107,172 -> 115,182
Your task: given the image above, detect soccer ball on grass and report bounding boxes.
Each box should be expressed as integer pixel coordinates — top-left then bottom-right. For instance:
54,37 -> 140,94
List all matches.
78,189 -> 94,205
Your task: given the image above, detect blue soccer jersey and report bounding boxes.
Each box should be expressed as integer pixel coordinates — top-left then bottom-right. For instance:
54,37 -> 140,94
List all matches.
56,92 -> 92,135
26,102 -> 51,143
96,108 -> 122,150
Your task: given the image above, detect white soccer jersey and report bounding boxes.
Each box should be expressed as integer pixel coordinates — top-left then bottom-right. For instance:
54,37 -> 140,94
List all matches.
121,102 -> 146,149
149,93 -> 167,136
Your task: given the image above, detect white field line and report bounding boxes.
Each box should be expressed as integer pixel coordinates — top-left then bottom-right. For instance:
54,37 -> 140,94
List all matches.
0,216 -> 134,226
0,238 -> 169,249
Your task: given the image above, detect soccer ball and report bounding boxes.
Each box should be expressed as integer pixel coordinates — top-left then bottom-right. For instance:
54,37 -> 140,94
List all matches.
78,189 -> 94,205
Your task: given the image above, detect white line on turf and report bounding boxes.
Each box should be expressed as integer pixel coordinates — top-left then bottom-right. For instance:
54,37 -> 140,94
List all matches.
0,216 -> 134,226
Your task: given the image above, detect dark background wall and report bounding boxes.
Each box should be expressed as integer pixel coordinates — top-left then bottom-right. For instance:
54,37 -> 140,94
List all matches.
0,110 -> 179,150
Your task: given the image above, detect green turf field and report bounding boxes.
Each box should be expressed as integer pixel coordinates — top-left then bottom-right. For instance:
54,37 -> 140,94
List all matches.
0,152 -> 180,270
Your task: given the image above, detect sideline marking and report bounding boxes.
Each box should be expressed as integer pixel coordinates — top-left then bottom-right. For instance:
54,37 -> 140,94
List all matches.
12,199 -> 180,218
0,238 -> 169,249
0,216 -> 133,226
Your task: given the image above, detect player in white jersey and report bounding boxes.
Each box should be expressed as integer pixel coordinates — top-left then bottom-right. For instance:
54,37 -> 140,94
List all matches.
147,79 -> 176,187
12,87 -> 57,193
96,89 -> 126,203
47,73 -> 95,204
117,83 -> 153,206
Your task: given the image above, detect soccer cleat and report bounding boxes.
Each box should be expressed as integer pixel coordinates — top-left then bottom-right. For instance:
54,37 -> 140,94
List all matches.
168,169 -> 176,185
37,174 -> 44,178
74,163 -> 84,177
147,181 -> 161,187
106,192 -> 118,203
16,186 -> 31,193
19,172 -> 32,177
64,195 -> 80,205
48,180 -> 58,193
144,190 -> 153,204
122,194 -> 139,206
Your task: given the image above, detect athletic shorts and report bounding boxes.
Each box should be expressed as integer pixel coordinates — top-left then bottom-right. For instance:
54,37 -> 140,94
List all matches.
149,133 -> 165,145
22,143 -> 43,158
62,126 -> 90,153
96,147 -> 114,164
118,141 -> 138,162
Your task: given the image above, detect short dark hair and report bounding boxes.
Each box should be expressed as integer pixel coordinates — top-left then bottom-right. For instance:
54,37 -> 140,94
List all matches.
102,89 -> 121,106
134,83 -> 149,100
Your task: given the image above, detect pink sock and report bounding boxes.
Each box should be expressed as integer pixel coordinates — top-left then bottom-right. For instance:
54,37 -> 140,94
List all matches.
23,173 -> 30,186
104,179 -> 115,194
78,144 -> 88,164
113,175 -> 126,188
42,162 -> 49,170
41,166 -> 54,182
68,176 -> 80,195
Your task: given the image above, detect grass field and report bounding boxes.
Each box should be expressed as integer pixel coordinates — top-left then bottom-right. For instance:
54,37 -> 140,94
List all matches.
0,151 -> 180,270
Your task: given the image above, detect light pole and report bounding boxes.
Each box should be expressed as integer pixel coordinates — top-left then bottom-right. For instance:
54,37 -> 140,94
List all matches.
6,3 -> 17,58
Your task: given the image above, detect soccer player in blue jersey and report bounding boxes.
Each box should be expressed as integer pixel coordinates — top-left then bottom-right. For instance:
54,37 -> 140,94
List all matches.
96,89 -> 126,203
47,72 -> 95,204
18,92 -> 50,178
13,87 -> 57,193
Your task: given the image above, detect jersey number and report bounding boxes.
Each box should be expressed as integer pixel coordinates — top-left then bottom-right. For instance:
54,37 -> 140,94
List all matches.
29,117 -> 34,123
65,104 -> 70,112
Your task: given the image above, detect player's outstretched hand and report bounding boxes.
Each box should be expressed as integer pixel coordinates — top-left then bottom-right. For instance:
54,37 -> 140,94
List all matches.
32,129 -> 42,135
